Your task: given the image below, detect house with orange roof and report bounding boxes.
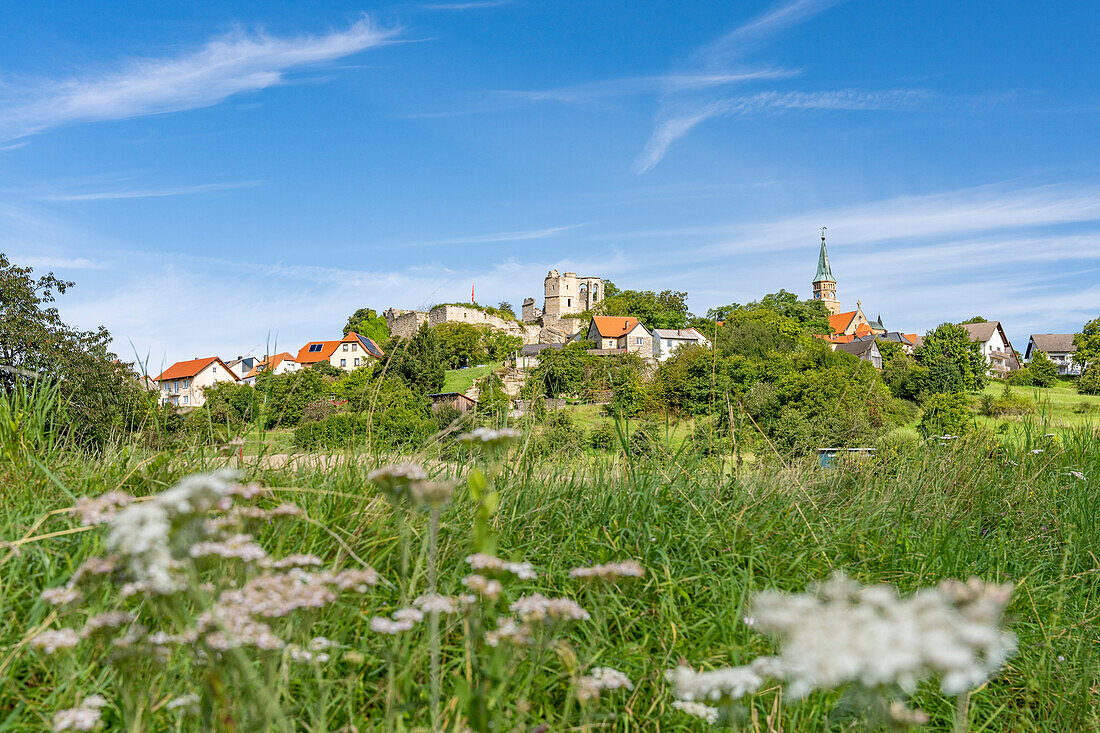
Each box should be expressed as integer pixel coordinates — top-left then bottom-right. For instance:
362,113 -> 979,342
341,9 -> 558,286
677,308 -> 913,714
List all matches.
586,316 -> 653,359
154,357 -> 238,407
296,332 -> 385,373
242,352 -> 301,385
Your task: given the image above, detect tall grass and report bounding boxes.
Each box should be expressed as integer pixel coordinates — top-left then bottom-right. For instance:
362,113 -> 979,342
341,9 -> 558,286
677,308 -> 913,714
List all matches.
2,418 -> 1098,730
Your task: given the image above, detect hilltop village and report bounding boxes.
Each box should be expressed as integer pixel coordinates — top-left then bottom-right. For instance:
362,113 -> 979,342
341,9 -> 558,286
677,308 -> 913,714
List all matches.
150,232 -> 1077,413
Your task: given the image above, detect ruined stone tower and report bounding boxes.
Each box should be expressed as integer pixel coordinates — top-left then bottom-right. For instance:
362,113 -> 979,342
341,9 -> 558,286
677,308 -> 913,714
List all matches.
540,270 -> 603,326
812,228 -> 841,316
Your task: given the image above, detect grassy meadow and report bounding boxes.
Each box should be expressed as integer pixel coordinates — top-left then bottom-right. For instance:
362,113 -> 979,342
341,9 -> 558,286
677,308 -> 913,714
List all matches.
3,406 -> 1099,731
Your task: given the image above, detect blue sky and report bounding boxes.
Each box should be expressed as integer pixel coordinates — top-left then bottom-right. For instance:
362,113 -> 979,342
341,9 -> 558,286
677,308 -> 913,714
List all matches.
2,0 -> 1098,368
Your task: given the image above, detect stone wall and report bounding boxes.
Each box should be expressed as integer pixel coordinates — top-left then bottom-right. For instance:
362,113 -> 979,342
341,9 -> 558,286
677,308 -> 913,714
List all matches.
427,305 -> 541,343
540,270 -> 603,326
384,308 -> 429,339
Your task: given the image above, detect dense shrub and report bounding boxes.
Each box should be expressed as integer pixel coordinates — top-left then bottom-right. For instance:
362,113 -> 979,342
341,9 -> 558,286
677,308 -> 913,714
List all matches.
979,386 -> 1034,417
1077,367 -> 1100,396
1026,350 -> 1059,387
293,413 -> 366,450
300,399 -> 336,423
918,392 -> 974,438
589,422 -> 619,450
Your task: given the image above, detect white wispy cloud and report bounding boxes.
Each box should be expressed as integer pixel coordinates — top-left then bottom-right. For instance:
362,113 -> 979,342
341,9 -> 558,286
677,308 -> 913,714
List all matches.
419,1 -> 512,9
0,17 -> 397,140
37,180 -> 264,201
493,69 -> 796,104
20,256 -> 108,270
636,89 -> 933,173
414,224 -> 586,246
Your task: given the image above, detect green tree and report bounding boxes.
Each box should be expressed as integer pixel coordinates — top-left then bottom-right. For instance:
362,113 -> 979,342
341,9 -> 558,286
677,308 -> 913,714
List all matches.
918,392 -> 974,438
960,316 -> 989,325
528,343 -> 589,398
0,253 -> 150,445
496,301 -> 515,317
716,309 -> 805,360
476,372 -> 510,418
914,323 -> 988,392
1026,349 -> 1058,388
384,326 -> 446,395
342,308 -> 390,343
434,322 -> 488,369
1073,317 -> 1100,367
1076,366 -> 1100,396
606,367 -> 647,418
255,369 -> 327,428
745,290 -> 832,334
596,286 -> 689,329
481,329 -> 523,362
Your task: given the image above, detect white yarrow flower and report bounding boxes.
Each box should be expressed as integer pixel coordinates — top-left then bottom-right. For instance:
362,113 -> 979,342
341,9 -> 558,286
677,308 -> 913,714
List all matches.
671,700 -> 720,724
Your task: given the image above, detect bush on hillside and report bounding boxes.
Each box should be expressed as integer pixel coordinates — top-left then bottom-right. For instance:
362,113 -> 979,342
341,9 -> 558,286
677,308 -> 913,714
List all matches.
1077,367 -> 1100,396
979,385 -> 1034,417
301,400 -> 336,423
918,392 -> 974,438
589,422 -> 619,450
1026,350 -> 1059,388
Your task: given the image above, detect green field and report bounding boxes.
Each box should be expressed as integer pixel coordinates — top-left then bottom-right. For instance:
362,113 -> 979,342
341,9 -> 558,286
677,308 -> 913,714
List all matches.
442,362 -> 502,394
976,379 -> 1100,429
5,411 -> 1100,731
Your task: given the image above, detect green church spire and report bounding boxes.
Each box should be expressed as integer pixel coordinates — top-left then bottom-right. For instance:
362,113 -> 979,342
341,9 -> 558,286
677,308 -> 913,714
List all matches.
814,227 -> 834,282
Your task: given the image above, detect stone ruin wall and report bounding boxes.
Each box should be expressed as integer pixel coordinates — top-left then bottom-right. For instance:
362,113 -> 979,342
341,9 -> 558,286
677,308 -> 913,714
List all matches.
386,305 -> 540,344
383,308 -> 429,339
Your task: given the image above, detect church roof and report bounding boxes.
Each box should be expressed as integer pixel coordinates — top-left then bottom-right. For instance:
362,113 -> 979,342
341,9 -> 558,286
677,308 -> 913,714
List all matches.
814,235 -> 835,282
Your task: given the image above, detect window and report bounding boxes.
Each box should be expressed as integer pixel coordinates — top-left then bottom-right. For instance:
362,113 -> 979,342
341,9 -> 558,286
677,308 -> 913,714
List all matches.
212,366 -> 217,373
566,299 -> 571,307
308,343 -> 324,353
183,396 -> 188,405
342,343 -> 348,351
636,337 -> 643,345
354,358 -> 360,366
340,359 -> 346,367
351,343 -> 357,351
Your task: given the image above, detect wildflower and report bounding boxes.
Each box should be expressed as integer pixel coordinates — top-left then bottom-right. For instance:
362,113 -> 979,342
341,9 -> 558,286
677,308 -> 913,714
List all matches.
665,665 -> 762,703
370,617 -> 415,634
1067,471 -> 1086,480
747,572 -> 1017,697
887,701 -> 930,727
71,492 -> 134,526
309,636 -> 337,650
82,611 -> 136,638
576,667 -> 634,702
106,503 -> 174,592
218,573 -> 336,618
414,593 -> 461,614
484,618 -> 532,647
457,426 -> 523,449
410,480 -> 457,510
327,567 -> 381,592
510,593 -> 590,623
393,607 -> 425,623
165,693 -> 199,714
197,608 -> 284,651
263,554 -> 324,570
671,700 -> 720,724
71,556 -> 118,585
288,645 -> 331,664
465,553 -> 537,579
30,628 -> 81,654
368,463 -> 428,503
462,574 -> 502,601
40,586 -> 82,606
569,560 -> 645,581
52,696 -> 107,731
190,534 -> 268,562
232,503 -> 302,521
1031,449 -> 1044,454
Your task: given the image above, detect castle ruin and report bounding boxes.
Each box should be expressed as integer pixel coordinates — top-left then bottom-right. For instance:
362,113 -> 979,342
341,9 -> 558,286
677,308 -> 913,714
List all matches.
384,269 -> 604,346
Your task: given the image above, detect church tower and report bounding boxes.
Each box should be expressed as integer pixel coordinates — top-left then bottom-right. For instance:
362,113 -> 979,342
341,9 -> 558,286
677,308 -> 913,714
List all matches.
812,227 -> 841,315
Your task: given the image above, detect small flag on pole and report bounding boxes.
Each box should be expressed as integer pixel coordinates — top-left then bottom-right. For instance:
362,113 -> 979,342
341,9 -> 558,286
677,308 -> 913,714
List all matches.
471,283 -> 475,304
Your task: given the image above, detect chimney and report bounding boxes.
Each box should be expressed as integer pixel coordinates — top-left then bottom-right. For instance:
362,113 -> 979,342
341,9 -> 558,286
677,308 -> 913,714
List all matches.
237,355 -> 242,360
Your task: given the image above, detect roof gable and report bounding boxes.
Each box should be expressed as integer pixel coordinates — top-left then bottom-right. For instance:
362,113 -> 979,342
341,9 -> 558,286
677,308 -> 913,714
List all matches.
828,310 -> 858,334
590,316 -> 641,338
1028,333 -> 1076,354
155,357 -> 234,382
296,340 -> 340,363
960,321 -> 999,343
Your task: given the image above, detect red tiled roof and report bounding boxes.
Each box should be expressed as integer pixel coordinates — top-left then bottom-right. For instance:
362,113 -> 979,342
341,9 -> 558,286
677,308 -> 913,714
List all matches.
296,340 -> 341,364
155,357 -> 233,382
903,334 -> 918,345
591,316 -> 641,338
244,352 -> 295,379
854,323 -> 872,337
828,310 -> 858,334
